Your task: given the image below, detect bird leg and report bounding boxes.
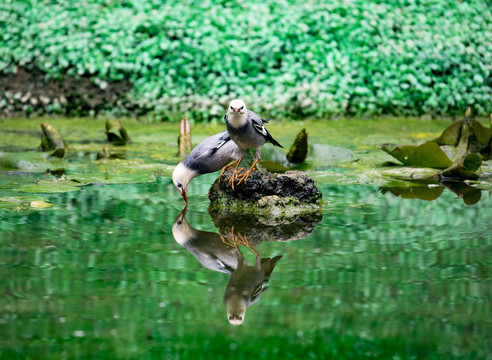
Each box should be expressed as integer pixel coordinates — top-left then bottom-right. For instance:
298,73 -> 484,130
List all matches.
219,227 -> 259,256
229,156 -> 244,190
234,231 -> 259,256
218,159 -> 240,183
235,159 -> 260,185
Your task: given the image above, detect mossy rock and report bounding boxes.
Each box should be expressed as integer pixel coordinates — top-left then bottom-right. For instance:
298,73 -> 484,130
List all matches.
208,169 -> 323,215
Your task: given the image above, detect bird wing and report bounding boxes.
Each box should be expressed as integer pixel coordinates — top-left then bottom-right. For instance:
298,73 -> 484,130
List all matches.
248,111 -> 269,137
248,110 -> 283,148
209,131 -> 231,156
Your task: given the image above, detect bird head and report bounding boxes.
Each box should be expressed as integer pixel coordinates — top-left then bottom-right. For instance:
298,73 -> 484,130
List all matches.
171,206 -> 193,245
172,163 -> 195,203
228,99 -> 247,116
225,293 -> 248,325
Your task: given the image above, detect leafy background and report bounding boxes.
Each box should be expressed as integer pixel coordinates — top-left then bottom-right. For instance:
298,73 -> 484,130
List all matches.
1,0 -> 491,120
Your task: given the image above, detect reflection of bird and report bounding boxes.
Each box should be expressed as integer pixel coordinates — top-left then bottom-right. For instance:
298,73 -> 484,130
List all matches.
171,207 -> 239,274
225,99 -> 282,186
172,130 -> 240,202
223,233 -> 282,325
172,208 -> 282,326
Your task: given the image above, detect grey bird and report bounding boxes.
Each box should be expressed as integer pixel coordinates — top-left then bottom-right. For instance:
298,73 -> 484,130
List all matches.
224,99 -> 283,186
171,206 -> 240,274
224,244 -> 282,325
172,130 -> 240,202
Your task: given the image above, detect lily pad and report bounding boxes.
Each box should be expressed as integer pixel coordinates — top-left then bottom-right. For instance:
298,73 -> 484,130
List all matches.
259,161 -> 290,173
14,179 -> 83,193
434,119 -> 492,150
0,152 -> 65,172
463,153 -> 482,172
0,196 -> 53,210
379,142 -> 453,169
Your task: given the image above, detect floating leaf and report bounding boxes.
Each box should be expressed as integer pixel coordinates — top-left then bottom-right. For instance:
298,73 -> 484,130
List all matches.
30,200 -> 53,208
0,152 -> 65,172
40,123 -> 68,158
259,161 -> 289,173
14,179 -> 83,193
433,119 -> 492,155
380,142 -> 453,169
106,119 -> 130,146
463,153 -> 482,172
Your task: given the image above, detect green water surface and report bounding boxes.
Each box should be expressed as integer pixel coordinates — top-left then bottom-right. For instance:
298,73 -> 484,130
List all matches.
0,117 -> 491,359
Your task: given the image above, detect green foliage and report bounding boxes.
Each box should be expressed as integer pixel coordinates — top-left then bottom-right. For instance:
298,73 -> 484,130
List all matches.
1,0 -> 491,119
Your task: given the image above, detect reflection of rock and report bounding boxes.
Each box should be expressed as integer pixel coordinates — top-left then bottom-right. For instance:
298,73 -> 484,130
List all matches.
209,168 -> 323,215
209,209 -> 321,244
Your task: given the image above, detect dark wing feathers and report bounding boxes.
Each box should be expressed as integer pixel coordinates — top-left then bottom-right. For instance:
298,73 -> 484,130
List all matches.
209,132 -> 231,155
248,110 -> 282,148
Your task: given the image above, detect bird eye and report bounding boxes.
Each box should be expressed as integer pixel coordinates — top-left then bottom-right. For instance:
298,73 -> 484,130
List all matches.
240,106 -> 244,110
177,183 -> 182,188
177,221 -> 182,225
230,106 -> 233,110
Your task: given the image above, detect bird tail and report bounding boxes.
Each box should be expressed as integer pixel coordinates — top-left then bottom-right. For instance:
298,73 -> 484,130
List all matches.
266,130 -> 283,148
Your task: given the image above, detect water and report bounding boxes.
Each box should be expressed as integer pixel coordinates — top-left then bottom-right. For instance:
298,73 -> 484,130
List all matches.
1,175 -> 491,359
0,117 -> 491,359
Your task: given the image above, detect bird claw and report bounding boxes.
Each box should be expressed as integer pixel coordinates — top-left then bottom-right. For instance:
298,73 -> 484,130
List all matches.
220,227 -> 259,256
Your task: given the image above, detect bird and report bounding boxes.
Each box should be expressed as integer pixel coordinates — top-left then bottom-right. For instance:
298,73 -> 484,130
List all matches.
172,208 -> 282,326
224,99 -> 283,186
172,130 -> 240,202
223,234 -> 282,325
172,206 -> 240,274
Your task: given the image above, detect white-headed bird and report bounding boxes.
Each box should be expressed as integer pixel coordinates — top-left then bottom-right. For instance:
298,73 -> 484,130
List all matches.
172,130 -> 240,202
225,99 -> 282,186
224,247 -> 282,325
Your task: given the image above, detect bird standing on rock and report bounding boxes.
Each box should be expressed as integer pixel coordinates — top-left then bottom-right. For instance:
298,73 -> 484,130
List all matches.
224,99 -> 283,187
172,130 -> 240,202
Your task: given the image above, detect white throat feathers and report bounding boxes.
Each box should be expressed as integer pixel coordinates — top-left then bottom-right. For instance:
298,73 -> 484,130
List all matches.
227,99 -> 248,128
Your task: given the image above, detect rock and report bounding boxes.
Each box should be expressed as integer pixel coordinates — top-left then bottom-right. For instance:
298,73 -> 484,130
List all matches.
208,168 -> 323,216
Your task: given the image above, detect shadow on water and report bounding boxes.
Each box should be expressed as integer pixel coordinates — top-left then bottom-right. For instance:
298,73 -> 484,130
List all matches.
172,205 -> 321,325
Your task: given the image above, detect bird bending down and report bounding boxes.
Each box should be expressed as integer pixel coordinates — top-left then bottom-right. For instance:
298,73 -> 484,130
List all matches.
172,130 -> 240,202
224,99 -> 282,187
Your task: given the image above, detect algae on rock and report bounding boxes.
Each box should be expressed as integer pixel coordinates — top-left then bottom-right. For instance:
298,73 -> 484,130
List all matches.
208,168 -> 323,215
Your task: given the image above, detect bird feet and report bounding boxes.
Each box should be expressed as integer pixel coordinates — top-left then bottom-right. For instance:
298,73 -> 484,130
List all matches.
235,159 -> 259,186
220,227 -> 259,256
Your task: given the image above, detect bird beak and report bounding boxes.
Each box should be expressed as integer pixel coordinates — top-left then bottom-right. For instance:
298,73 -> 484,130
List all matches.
233,108 -> 239,113
182,190 -> 188,203
179,205 -> 187,219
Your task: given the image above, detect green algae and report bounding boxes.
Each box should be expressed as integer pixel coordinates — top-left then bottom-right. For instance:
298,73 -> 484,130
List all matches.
0,116 -> 491,200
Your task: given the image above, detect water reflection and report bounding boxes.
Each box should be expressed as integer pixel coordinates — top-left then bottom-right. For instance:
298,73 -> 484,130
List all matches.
172,206 -> 321,325
380,180 -> 485,205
